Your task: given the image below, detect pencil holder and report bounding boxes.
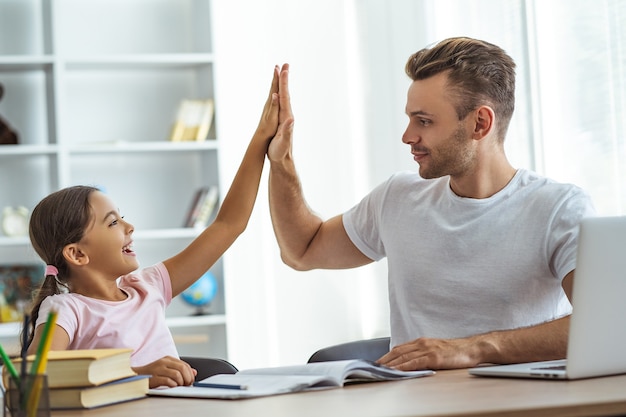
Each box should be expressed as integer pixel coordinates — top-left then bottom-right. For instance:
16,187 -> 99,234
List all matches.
4,374 -> 50,417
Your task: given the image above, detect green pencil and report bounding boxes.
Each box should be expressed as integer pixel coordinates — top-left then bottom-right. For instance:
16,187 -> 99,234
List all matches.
0,343 -> 19,384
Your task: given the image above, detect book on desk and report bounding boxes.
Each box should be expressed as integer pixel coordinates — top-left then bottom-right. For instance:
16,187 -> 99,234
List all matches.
42,374 -> 149,409
3,348 -> 149,409
148,359 -> 434,400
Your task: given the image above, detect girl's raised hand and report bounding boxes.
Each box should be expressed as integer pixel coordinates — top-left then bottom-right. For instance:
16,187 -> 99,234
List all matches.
255,64 -> 289,142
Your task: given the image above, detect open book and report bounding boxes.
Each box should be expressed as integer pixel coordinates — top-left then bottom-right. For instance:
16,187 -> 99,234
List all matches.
148,359 -> 434,399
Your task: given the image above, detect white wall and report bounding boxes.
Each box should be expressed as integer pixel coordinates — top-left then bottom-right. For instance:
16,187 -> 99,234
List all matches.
211,0 -> 394,368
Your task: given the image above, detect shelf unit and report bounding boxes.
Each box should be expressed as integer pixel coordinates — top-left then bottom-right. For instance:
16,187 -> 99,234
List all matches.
0,0 -> 227,358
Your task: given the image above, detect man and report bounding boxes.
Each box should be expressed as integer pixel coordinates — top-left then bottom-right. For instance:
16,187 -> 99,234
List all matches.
267,37 -> 595,371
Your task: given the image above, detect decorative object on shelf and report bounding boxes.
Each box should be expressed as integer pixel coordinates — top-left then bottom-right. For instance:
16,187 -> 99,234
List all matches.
2,206 -> 29,237
0,264 -> 45,321
183,186 -> 219,228
0,84 -> 19,145
169,99 -> 214,142
181,270 -> 218,316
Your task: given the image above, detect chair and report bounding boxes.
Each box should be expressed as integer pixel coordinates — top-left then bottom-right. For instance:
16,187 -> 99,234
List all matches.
180,356 -> 238,381
307,337 -> 391,363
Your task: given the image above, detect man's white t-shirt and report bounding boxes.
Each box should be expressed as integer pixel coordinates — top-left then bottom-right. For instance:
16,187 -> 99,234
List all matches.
37,262 -> 178,367
343,169 -> 596,347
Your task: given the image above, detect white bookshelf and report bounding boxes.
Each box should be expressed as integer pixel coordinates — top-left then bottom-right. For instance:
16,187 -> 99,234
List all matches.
0,0 -> 226,358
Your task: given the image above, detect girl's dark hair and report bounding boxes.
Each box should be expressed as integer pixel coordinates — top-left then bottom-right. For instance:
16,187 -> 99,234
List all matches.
405,37 -> 516,142
26,185 -> 98,348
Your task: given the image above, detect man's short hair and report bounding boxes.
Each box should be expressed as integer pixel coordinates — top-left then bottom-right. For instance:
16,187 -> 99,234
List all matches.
405,37 -> 516,142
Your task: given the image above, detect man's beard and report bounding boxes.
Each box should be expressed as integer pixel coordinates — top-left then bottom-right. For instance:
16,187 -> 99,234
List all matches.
417,123 -> 475,179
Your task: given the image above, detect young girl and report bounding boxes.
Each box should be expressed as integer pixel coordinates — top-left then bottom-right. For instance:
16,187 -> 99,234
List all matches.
26,64 -> 290,389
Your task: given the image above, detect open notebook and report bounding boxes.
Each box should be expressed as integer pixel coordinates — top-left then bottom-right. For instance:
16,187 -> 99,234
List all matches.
469,216 -> 626,380
149,359 -> 433,399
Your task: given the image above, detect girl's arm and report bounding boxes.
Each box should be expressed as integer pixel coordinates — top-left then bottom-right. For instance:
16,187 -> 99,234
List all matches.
27,324 -> 70,355
29,320 -> 197,388
164,64 -> 289,297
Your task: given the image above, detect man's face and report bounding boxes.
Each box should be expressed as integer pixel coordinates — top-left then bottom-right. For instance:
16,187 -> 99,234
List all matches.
402,72 -> 476,179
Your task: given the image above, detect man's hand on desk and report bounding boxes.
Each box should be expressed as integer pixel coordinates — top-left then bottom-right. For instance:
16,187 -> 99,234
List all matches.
377,336 -> 493,371
377,317 -> 570,371
132,355 -> 197,388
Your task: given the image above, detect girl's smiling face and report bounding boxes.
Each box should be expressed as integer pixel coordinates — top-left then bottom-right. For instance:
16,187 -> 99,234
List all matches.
75,191 -> 138,279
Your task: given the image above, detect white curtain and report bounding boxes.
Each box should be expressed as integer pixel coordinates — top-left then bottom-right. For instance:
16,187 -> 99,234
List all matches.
213,0 -> 626,369
530,0 -> 626,215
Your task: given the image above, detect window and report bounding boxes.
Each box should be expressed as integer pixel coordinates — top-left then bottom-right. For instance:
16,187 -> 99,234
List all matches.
531,0 -> 625,214
359,0 -> 626,215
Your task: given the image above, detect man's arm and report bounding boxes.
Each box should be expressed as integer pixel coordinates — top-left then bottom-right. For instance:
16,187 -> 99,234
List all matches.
266,67 -> 372,271
378,270 -> 575,370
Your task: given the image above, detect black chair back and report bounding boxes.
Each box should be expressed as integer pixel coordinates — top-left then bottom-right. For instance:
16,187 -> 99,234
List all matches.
308,337 -> 391,363
181,356 -> 238,381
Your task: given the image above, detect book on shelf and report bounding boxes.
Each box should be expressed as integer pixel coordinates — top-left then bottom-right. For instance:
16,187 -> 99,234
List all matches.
183,186 -> 219,228
4,348 -> 136,388
183,187 -> 209,227
147,359 -> 434,400
169,99 -> 214,142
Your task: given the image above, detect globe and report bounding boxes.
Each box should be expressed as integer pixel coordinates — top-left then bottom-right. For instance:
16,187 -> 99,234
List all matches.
181,271 -> 218,315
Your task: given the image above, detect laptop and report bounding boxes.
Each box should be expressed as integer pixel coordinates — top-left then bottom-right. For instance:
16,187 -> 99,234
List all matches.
469,216 -> 626,380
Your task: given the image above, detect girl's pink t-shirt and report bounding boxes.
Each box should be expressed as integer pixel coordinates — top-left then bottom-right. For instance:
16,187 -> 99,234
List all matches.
36,263 -> 178,367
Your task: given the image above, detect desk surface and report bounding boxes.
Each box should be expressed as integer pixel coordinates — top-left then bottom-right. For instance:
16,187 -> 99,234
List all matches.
51,369 -> 626,417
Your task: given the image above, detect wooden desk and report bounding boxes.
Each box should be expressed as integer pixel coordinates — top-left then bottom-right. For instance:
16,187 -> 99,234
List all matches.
51,369 -> 626,417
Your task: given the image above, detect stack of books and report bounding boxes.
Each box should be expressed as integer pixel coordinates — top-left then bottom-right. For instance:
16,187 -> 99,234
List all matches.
4,348 -> 148,409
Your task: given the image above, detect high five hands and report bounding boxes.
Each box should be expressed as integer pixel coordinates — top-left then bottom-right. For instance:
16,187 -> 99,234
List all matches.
267,63 -> 294,164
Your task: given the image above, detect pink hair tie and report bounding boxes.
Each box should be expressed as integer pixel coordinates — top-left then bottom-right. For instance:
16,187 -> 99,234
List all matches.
45,265 -> 59,276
